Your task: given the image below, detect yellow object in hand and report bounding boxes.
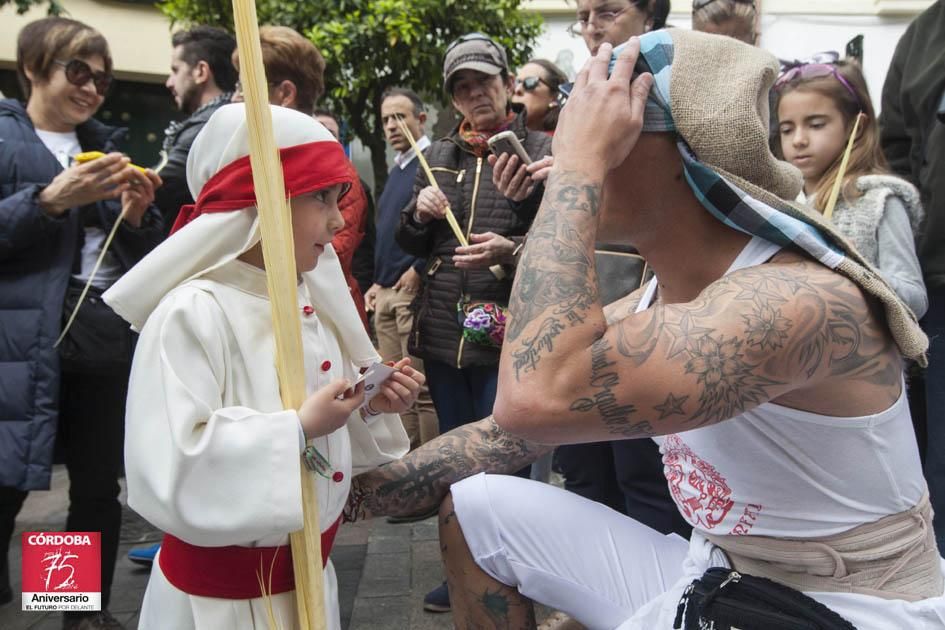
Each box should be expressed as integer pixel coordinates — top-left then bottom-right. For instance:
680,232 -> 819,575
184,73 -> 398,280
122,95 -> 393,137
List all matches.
74,151 -> 147,172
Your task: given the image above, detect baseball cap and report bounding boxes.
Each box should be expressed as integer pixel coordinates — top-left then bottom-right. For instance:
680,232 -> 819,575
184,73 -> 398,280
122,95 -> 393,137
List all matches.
443,32 -> 509,93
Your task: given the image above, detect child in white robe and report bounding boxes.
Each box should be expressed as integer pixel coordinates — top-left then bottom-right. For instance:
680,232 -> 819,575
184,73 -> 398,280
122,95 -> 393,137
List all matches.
104,104 -> 417,630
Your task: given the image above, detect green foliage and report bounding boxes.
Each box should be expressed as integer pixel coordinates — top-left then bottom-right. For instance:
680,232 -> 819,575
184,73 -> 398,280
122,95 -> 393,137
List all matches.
157,0 -> 544,188
0,0 -> 62,15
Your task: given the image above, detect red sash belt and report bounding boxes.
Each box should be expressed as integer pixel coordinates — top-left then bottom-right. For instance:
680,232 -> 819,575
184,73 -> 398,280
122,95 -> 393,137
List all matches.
158,516 -> 342,599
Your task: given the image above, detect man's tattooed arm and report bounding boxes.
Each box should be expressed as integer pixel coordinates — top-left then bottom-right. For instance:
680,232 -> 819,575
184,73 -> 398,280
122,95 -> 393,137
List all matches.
343,416 -> 553,523
497,252 -> 902,446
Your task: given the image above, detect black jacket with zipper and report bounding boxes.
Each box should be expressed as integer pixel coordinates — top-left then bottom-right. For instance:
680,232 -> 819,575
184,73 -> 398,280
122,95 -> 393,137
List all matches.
395,109 -> 552,368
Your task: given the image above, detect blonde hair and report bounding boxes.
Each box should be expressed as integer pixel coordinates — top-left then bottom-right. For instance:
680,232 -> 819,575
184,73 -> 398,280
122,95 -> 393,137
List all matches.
774,60 -> 888,211
232,26 -> 326,114
16,17 -> 112,99
692,0 -> 757,45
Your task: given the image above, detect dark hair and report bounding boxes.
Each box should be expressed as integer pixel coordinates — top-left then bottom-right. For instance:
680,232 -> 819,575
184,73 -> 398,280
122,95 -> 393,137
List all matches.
171,26 -> 238,92
525,59 -> 568,131
381,86 -> 425,116
649,0 -> 671,30
313,107 -> 336,122
16,17 -> 112,99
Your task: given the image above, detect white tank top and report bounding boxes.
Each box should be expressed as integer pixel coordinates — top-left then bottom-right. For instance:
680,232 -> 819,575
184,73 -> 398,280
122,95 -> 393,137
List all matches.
639,236 -> 927,538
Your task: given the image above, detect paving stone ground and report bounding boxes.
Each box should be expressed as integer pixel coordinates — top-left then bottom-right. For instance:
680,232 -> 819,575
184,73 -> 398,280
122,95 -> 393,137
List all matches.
0,466 -> 474,629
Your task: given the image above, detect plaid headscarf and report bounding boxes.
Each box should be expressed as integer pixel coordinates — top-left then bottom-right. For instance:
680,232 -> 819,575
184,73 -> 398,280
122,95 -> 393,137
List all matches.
604,29 -> 927,363
613,30 -> 845,272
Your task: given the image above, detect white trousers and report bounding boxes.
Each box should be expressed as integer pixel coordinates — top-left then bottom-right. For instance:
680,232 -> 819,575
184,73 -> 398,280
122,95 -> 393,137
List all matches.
451,473 -> 945,630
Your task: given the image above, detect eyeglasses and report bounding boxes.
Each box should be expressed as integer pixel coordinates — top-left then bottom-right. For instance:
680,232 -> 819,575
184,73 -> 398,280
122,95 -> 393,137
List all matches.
692,0 -> 755,9
515,76 -> 550,92
774,62 -> 863,110
54,59 -> 112,96
567,5 -> 630,37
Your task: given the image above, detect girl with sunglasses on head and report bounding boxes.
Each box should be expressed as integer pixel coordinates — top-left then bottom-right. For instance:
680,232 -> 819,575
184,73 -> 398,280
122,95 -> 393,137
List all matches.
691,0 -> 757,45
775,58 -> 928,318
0,17 -> 163,629
512,59 -> 568,134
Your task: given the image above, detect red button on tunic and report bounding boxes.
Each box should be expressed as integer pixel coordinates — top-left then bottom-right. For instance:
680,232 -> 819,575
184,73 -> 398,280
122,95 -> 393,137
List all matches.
332,471 -> 344,483
302,305 -> 314,316
321,360 -> 331,372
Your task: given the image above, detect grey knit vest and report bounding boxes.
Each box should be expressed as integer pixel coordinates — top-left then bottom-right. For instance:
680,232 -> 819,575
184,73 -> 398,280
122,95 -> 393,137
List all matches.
831,175 -> 924,267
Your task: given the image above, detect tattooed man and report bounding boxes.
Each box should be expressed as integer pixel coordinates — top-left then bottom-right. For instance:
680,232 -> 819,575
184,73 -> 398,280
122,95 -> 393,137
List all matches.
405,31 -> 945,630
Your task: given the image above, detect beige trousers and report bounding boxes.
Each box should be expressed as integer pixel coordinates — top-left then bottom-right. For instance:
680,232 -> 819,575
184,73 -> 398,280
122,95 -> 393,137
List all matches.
374,285 -> 438,449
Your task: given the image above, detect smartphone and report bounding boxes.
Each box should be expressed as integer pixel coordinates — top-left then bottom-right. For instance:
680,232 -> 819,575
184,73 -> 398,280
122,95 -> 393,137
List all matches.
487,130 -> 532,165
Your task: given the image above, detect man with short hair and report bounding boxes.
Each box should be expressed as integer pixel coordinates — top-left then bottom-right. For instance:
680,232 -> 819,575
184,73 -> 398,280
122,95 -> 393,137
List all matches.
156,25 -> 237,234
365,87 -> 439,453
427,32 -> 943,628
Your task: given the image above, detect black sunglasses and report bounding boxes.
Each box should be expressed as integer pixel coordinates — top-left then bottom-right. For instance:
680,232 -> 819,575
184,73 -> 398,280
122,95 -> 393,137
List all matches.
516,76 -> 550,92
54,59 -> 112,96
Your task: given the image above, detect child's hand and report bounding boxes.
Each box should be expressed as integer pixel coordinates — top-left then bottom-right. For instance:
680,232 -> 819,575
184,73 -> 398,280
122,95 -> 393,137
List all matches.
299,378 -> 365,439
366,358 -> 426,416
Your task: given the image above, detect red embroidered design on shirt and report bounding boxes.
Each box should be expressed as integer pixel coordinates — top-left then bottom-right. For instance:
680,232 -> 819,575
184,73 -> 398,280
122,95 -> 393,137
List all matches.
663,434 -> 734,530
730,503 -> 764,536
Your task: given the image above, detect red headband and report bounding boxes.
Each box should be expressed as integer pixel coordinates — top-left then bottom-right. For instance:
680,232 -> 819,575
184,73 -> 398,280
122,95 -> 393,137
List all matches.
170,141 -> 353,235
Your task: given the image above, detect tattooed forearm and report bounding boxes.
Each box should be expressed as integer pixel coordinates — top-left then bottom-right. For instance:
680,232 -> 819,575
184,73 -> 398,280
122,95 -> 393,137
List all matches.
343,417 -> 553,523
505,172 -> 602,357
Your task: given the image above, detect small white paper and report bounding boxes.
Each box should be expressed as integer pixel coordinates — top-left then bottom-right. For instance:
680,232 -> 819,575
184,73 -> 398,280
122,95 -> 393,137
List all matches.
355,363 -> 397,410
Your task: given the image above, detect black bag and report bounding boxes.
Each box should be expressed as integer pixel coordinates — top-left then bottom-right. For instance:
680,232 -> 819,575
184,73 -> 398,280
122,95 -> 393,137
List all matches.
673,568 -> 857,630
58,281 -> 133,372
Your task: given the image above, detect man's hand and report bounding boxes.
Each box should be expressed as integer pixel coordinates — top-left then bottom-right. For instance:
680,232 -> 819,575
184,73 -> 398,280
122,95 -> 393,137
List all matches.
414,186 -> 449,224
393,267 -> 421,294
121,168 -> 162,228
454,232 -> 516,269
552,40 -> 652,176
38,153 -> 141,216
364,283 -> 381,312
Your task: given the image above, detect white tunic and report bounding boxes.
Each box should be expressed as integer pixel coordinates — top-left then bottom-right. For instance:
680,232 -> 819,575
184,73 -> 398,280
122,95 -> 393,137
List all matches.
127,259 -> 408,630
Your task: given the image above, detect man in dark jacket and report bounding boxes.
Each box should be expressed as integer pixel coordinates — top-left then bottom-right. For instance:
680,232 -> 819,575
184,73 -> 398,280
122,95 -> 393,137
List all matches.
880,0 -> 945,551
0,17 -> 163,628
156,25 -> 237,235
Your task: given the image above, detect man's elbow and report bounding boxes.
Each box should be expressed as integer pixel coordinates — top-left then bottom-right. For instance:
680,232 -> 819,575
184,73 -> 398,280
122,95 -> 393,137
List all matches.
493,388 -> 560,442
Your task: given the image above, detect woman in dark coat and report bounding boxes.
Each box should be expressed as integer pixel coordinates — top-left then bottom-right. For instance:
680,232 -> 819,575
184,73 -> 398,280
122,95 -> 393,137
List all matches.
396,34 -> 551,436
0,17 -> 162,629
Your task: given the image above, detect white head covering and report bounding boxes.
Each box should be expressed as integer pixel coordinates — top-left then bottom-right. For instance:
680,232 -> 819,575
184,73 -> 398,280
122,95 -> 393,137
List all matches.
104,103 -> 379,367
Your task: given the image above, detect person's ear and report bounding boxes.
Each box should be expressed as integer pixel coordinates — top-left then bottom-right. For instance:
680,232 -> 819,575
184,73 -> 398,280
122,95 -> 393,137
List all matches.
418,111 -> 428,126
192,60 -> 211,85
275,80 -> 298,109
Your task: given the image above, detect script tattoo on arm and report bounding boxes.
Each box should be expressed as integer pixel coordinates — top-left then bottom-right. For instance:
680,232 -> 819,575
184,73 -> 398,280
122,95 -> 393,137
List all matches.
505,171 -> 604,378
343,417 -> 553,523
558,258 -> 901,441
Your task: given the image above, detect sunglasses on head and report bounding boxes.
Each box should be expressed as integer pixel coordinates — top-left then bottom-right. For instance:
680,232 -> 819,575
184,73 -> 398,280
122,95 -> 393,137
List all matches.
515,76 -> 550,92
54,59 -> 112,96
774,62 -> 862,110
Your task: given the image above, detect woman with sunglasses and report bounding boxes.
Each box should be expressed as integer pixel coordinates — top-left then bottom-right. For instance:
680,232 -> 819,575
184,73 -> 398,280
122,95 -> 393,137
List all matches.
512,59 -> 568,134
691,0 -> 758,45
774,58 -> 927,318
0,17 -> 162,630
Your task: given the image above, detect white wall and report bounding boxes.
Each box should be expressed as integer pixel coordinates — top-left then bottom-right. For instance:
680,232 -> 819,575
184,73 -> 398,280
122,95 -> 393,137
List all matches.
528,12 -> 915,112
